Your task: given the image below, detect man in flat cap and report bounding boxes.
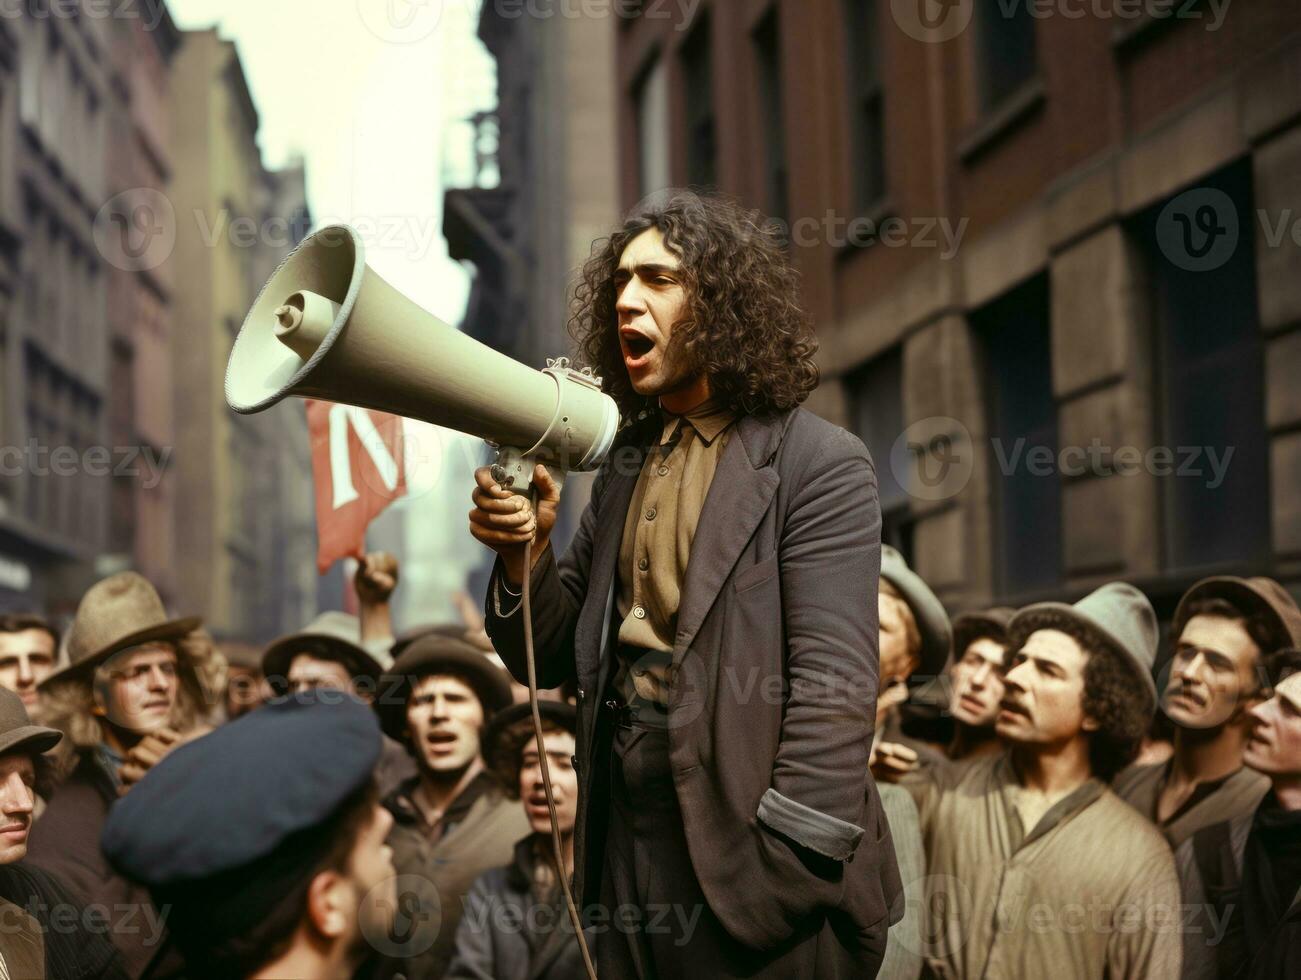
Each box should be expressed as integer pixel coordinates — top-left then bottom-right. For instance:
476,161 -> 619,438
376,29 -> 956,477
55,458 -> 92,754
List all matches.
446,700 -> 593,980
0,687 -> 126,979
263,610 -> 414,794
1178,647 -> 1301,980
374,632 -> 528,979
897,583 -> 1181,978
1114,575 -> 1301,849
103,691 -> 396,980
27,571 -> 223,976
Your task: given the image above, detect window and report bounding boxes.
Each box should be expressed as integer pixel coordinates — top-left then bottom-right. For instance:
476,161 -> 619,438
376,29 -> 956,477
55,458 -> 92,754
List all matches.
975,0 -> 1037,111
752,8 -> 788,226
849,347 -> 914,561
680,15 -> 716,190
634,56 -> 670,198
842,0 -> 885,213
1136,161 -> 1269,572
975,275 -> 1061,596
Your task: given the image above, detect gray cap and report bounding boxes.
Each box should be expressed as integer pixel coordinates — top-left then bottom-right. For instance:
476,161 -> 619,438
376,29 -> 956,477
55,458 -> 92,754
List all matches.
880,545 -> 952,679
1009,582 -> 1159,704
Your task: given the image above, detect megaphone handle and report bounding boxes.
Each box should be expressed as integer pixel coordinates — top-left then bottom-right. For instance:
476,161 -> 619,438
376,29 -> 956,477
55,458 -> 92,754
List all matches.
491,446 -> 567,497
521,492 -> 599,980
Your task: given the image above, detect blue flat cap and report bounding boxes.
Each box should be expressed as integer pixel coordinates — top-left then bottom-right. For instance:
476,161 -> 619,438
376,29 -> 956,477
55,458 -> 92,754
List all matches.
103,691 -> 382,887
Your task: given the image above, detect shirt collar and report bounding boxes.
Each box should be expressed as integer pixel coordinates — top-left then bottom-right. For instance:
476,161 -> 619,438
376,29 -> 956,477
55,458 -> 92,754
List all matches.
996,753 -> 1105,849
659,397 -> 736,447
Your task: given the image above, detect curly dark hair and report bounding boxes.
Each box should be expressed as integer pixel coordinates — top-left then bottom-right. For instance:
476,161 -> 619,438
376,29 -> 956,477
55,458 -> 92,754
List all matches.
569,190 -> 819,421
1008,611 -> 1153,783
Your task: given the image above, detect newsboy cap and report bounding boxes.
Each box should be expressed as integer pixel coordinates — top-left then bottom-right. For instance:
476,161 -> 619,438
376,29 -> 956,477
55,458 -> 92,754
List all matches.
102,691 -> 382,887
1172,575 -> 1301,655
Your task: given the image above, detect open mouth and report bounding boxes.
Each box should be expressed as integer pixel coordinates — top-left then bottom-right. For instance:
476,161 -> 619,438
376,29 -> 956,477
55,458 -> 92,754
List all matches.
998,699 -> 1029,719
620,327 -> 655,362
426,732 -> 457,748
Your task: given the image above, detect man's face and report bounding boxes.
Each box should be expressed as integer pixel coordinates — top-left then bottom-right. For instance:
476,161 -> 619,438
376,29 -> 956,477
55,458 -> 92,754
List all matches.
949,637 -> 1008,728
288,654 -> 357,697
0,630 -> 56,714
613,227 -> 698,399
0,753 -> 36,865
225,666 -> 268,719
346,804 -> 397,949
1163,614 -> 1262,729
997,629 -> 1094,747
878,591 -> 919,687
1244,672 -> 1301,779
96,643 -> 179,735
405,675 -> 485,776
519,729 -> 577,837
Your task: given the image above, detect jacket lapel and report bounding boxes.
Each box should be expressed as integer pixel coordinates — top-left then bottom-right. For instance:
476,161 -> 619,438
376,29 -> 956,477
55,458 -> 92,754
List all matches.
674,413 -> 787,658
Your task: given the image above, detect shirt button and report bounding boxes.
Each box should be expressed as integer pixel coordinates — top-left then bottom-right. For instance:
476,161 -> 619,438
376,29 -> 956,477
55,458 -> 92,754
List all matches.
645,508 -> 656,521
576,688 -> 586,702
657,466 -> 669,477
638,558 -> 649,571
632,605 -> 646,619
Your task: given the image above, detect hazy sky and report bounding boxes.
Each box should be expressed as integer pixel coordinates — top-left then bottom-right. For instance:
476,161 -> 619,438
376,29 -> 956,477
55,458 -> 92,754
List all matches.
167,0 -> 501,620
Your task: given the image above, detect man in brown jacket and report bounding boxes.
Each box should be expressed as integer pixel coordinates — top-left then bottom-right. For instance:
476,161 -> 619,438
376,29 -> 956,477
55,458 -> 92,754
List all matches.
1114,576 -> 1301,848
471,192 -> 900,977
373,632 -> 529,978
900,583 -> 1182,978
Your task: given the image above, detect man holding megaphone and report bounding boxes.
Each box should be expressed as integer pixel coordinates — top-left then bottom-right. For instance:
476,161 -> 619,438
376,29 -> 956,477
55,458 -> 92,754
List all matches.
471,192 -> 904,979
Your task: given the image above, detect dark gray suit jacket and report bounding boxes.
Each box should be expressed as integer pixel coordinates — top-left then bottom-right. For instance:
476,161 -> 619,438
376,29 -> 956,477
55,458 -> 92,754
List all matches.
485,407 -> 902,961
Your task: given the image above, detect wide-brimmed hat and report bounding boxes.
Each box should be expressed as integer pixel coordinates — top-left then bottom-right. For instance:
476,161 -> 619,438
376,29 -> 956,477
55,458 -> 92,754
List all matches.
880,546 -> 952,679
375,632 -> 513,744
40,572 -> 201,689
0,687 -> 62,756
262,612 -> 387,697
1009,582 -> 1159,704
481,700 -> 577,798
1172,576 -> 1301,655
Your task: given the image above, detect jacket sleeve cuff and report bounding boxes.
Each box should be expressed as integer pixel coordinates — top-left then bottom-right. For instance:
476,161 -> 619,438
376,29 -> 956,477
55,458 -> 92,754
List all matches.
491,566 -> 523,618
757,788 -> 864,862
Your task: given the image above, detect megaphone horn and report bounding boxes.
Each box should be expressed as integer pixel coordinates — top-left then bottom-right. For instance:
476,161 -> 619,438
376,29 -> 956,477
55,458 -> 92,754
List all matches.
224,224 -> 620,487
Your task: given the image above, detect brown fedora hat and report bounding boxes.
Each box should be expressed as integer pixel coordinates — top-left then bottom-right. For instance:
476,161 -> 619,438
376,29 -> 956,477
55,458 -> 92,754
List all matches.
0,687 -> 61,757
40,573 -> 201,689
261,612 -> 387,697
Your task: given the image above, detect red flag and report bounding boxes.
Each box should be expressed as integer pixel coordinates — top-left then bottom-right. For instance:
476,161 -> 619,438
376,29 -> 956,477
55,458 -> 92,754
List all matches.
305,400 -> 407,574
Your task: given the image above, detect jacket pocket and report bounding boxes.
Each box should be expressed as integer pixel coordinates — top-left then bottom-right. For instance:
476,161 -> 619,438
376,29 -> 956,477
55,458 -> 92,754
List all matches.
756,787 -> 865,862
732,555 -> 778,593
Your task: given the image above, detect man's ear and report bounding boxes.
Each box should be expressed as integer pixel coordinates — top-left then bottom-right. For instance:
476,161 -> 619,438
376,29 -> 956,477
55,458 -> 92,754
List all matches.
306,870 -> 350,939
1080,710 -> 1100,733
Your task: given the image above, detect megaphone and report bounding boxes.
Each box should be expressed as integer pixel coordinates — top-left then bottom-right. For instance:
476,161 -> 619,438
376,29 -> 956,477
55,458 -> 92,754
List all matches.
224,224 -> 620,490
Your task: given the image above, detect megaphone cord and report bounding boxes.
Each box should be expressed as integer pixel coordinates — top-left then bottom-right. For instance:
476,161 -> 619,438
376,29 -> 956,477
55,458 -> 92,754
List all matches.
522,489 -> 599,980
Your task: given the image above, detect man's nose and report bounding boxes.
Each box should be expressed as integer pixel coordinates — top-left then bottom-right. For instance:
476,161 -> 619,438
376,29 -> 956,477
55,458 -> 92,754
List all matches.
16,660 -> 32,686
1,773 -> 33,815
1003,662 -> 1028,691
616,279 -> 647,315
148,666 -> 171,689
1178,652 -> 1205,682
970,662 -> 992,688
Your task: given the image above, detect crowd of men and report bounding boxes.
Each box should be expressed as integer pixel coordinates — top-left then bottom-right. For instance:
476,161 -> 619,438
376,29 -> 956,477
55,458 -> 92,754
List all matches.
0,547 -> 1294,979
0,184 -> 1297,978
